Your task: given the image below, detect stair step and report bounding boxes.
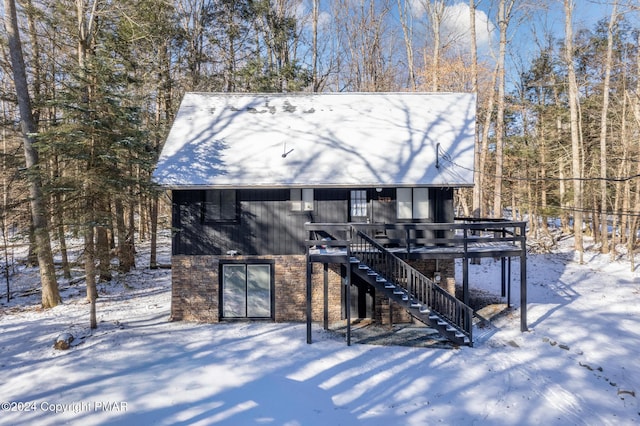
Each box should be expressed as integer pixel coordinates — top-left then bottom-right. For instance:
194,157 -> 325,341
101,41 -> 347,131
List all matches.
346,240 -> 473,347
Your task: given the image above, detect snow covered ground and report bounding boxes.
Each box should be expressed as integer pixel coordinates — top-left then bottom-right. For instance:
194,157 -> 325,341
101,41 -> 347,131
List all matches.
1,235 -> 639,425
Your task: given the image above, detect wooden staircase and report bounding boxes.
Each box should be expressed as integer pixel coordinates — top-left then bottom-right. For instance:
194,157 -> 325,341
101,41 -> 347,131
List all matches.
350,230 -> 473,346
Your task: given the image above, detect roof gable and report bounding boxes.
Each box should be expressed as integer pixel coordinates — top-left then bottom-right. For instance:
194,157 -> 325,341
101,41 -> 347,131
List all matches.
153,92 -> 476,188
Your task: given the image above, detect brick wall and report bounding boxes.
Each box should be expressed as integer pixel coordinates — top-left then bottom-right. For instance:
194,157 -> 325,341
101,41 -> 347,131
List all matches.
171,255 -> 220,322
371,258 -> 456,326
273,256 -> 342,323
374,295 -> 413,325
171,254 -> 343,324
407,258 -> 456,295
170,255 -> 456,325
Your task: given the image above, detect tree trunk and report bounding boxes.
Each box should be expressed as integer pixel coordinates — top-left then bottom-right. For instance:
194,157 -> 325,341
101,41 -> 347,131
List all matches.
149,196 -> 158,269
312,0 -> 319,91
115,197 -> 135,273
564,0 -> 584,262
628,32 -> 640,270
129,198 -> 137,267
493,0 -> 514,218
77,0 -> 100,325
598,1 -> 617,254
480,64 -> 498,215
470,0 -> 481,217
427,0 -> 445,92
84,216 -> 97,329
397,0 -> 416,90
53,155 -> 71,280
3,0 -> 60,307
96,222 -> 111,281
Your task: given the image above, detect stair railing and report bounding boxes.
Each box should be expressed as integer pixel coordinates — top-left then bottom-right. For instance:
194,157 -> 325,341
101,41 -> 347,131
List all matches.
351,228 -> 473,341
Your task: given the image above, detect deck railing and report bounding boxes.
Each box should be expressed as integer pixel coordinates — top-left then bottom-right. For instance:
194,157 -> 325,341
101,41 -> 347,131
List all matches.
351,229 -> 473,341
305,219 -> 528,342
351,219 -> 527,254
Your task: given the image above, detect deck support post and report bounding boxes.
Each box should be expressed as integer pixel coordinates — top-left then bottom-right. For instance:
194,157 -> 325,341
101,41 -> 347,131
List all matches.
346,246 -> 352,346
323,263 -> 329,330
501,257 -> 506,297
507,257 -> 512,307
520,224 -> 528,332
462,227 -> 469,306
306,255 -> 312,344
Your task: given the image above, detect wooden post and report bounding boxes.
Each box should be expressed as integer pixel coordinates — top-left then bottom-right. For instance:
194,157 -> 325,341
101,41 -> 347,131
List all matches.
323,263 -> 329,330
346,247 -> 352,346
520,224 -> 528,332
507,257 -> 512,307
306,254 -> 312,344
501,257 -> 506,297
463,227 -> 469,306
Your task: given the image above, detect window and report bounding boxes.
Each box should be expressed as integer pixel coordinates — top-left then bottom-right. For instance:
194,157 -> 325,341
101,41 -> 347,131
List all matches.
291,188 -> 314,211
397,188 -> 430,219
203,190 -> 237,222
413,188 -> 430,218
397,188 -> 413,219
221,263 -> 273,319
350,190 -> 368,220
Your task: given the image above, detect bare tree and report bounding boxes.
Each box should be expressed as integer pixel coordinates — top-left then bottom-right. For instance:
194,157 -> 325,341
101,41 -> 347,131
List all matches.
563,0 -> 584,262
397,0 -> 416,89
3,0 -> 61,308
492,0 -> 516,218
312,0 -> 320,91
422,0 -> 446,91
333,0 -> 394,91
627,31 -> 640,270
470,0 -> 481,217
597,0 -> 618,254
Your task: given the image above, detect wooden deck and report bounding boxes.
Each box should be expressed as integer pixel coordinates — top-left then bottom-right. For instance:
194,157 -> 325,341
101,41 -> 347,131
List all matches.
304,219 -> 528,346
307,218 -> 527,261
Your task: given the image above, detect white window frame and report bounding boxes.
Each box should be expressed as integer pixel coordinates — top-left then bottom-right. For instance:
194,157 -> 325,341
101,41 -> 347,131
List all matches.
397,188 -> 430,220
350,190 -> 368,220
397,188 -> 413,219
291,188 -> 314,211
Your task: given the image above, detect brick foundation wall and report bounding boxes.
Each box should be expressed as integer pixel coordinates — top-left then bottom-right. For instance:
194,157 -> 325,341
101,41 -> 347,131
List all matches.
374,296 -> 414,325
171,255 -> 343,324
171,256 -> 220,322
372,258 -> 456,326
407,259 -> 456,295
170,255 -> 456,325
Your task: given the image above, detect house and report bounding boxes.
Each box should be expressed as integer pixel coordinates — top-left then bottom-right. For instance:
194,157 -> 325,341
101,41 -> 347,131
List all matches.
153,92 -> 527,346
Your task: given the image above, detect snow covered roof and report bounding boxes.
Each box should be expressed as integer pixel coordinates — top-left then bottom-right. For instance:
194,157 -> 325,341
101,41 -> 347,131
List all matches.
153,92 -> 476,189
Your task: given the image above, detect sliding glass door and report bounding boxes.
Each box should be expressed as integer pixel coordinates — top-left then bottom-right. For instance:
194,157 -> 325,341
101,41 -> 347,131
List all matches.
222,263 -> 273,319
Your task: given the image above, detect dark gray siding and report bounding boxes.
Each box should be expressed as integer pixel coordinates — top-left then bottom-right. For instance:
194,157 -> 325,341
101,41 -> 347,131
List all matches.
172,187 -> 454,256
